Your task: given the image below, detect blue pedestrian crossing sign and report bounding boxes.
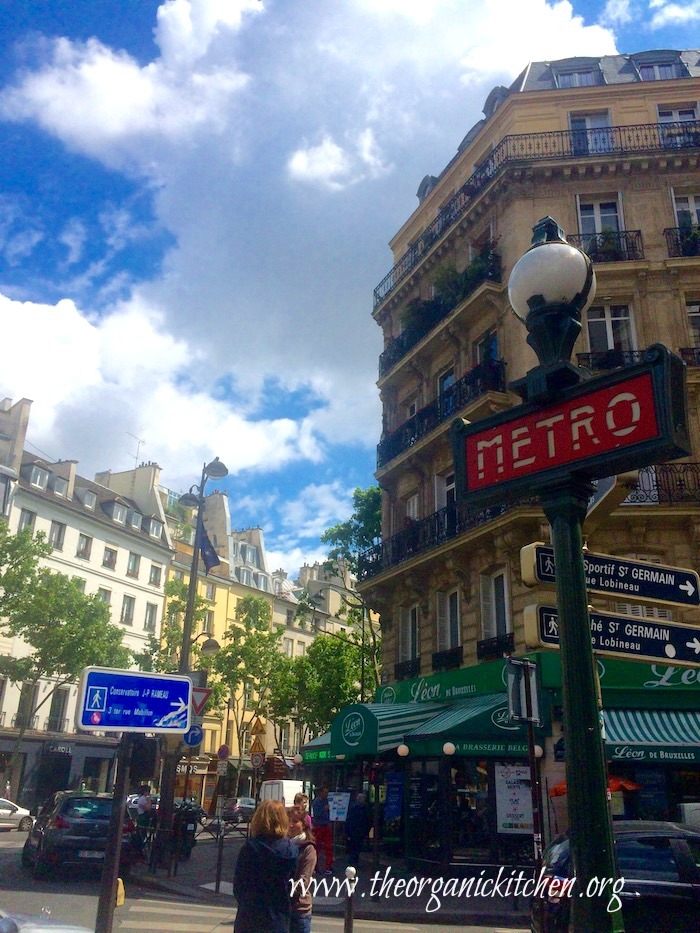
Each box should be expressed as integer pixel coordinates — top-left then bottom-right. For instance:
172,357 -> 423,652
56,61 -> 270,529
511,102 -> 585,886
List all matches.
76,667 -> 192,733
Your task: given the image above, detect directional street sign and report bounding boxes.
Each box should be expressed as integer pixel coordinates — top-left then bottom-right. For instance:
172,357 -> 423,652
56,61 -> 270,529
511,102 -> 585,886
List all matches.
183,725 -> 204,747
521,542 -> 700,608
525,604 -> 700,667
76,667 -> 192,733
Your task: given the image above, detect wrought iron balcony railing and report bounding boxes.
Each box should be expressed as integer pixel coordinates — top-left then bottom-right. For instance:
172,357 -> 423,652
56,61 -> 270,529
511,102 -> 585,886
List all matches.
377,360 -> 507,468
378,253 -> 501,377
432,645 -> 464,672
665,225 -> 700,258
358,463 -> 700,580
45,716 -> 69,732
477,632 -> 515,661
679,347 -> 700,366
395,658 -> 421,681
374,119 -> 700,308
11,714 -> 39,730
576,349 -> 647,370
566,230 -> 644,263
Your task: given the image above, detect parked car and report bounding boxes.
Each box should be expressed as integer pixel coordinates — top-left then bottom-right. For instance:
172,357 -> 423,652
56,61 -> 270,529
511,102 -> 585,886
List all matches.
0,908 -> 92,931
0,799 -> 33,833
222,797 -> 256,823
21,791 -> 136,879
531,820 -> 700,932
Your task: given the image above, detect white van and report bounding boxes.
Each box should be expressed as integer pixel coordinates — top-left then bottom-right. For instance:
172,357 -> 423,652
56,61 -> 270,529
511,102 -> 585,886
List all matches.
258,780 -> 305,809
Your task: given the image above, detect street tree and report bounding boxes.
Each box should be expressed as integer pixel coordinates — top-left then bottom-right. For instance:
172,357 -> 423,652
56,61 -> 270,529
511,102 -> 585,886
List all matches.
212,595 -> 282,795
320,486 -> 381,573
0,524 -> 50,615
0,563 -> 131,786
301,634 -> 363,734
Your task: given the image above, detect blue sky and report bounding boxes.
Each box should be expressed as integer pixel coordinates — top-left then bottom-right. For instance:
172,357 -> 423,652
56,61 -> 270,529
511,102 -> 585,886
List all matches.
0,0 -> 698,577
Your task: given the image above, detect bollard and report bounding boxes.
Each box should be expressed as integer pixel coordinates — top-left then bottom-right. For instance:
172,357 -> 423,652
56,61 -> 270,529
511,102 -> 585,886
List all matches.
344,865 -> 356,933
116,878 -> 125,907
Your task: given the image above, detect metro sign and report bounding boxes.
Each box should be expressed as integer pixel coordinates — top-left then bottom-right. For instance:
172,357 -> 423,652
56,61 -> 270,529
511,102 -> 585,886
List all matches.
451,346 -> 690,506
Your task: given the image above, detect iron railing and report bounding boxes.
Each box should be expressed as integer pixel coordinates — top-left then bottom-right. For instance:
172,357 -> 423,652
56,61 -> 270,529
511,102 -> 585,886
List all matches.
576,349 -> 647,370
395,658 -> 421,681
664,226 -> 700,258
432,645 -> 463,672
378,253 -> 501,377
11,714 -> 39,730
45,716 -> 69,732
358,464 -> 700,580
374,120 -> 700,308
566,230 -> 644,263
377,360 -> 507,468
477,633 -> 515,661
679,347 -> 700,366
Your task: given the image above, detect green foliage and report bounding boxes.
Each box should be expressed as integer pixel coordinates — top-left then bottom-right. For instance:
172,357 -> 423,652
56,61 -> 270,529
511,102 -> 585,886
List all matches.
320,486 -> 381,572
0,523 -> 51,617
135,578 -> 209,673
301,635 -> 363,733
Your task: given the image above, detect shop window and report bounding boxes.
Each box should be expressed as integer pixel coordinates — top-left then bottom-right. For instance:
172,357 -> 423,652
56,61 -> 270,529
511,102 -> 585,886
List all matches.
436,590 -> 460,651
479,568 -> 510,640
399,605 -> 420,661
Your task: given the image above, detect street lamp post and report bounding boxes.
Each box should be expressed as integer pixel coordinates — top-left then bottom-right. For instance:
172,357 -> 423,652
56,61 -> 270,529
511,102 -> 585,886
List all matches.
507,219 -> 621,932
157,456 -> 228,866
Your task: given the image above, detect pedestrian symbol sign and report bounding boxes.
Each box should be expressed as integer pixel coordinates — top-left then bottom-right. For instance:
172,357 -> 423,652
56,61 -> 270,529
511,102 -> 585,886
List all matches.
86,686 -> 107,712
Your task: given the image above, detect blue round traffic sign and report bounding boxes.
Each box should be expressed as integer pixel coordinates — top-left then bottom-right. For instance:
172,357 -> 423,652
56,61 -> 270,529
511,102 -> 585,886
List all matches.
183,725 -> 204,747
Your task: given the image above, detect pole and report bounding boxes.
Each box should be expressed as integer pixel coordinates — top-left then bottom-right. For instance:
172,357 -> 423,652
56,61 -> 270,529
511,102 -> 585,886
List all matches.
179,462 -> 207,675
343,866 -> 356,933
541,479 -> 622,932
95,733 -> 132,933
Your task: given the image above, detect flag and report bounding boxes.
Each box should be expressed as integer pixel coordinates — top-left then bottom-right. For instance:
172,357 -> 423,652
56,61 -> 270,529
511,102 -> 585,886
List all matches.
200,526 -> 220,572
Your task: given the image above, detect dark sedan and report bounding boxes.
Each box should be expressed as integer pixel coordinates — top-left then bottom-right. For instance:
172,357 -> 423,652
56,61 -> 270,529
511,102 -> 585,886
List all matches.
531,820 -> 700,932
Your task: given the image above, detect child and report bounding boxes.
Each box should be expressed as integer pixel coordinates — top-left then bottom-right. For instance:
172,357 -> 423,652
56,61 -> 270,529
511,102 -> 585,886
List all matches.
293,792 -> 312,829
288,806 -> 317,933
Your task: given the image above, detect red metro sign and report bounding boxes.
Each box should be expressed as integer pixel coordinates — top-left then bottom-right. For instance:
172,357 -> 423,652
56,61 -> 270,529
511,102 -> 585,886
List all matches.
451,346 -> 690,506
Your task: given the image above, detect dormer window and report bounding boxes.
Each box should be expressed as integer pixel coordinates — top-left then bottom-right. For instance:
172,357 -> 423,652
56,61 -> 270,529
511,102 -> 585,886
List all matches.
51,476 -> 68,498
83,490 -> 97,510
639,62 -> 680,81
558,70 -> 596,88
129,511 -> 142,530
30,466 -> 49,490
148,519 -> 163,539
112,503 -> 127,524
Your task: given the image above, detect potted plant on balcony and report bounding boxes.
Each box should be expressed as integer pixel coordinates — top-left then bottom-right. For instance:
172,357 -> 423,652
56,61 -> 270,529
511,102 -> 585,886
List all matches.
679,223 -> 700,257
591,227 -> 620,262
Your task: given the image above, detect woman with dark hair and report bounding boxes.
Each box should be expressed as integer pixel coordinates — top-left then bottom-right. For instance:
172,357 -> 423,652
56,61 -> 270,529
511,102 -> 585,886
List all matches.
288,806 -> 317,933
233,799 -> 298,933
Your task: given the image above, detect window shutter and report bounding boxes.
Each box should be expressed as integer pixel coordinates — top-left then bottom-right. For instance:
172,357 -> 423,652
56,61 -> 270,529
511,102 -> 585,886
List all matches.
399,608 -> 409,661
436,591 -> 448,652
480,574 -> 496,639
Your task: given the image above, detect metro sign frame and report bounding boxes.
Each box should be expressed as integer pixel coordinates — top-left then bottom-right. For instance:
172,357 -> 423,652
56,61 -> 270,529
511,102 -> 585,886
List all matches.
451,345 -> 690,507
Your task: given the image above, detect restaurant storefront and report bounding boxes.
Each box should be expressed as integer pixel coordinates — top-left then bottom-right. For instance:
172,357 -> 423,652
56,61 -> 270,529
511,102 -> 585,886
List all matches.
304,652 -> 700,867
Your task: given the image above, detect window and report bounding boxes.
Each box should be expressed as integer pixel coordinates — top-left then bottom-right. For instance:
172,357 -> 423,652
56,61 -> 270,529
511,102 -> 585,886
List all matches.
127,552 -> 141,578
18,509 -> 36,533
205,583 -> 216,601
112,503 -> 127,524
283,637 -> 294,657
437,590 -> 461,650
83,490 -> 97,510
435,472 -> 456,511
203,610 -> 214,634
639,62 -> 680,81
674,193 -> 700,228
399,605 -> 419,661
617,836 -> 680,881
297,641 -> 305,656
76,533 -> 92,560
30,465 -> 48,490
659,106 -> 697,148
52,476 -> 68,498
130,512 -> 142,530
97,588 -> 111,605
47,688 -> 69,732
174,569 -> 184,581
144,603 -> 158,633
286,609 -> 294,626
480,568 -> 510,639
404,397 -> 418,420
558,70 -> 596,88
570,111 -> 612,155
586,304 -> 635,354
438,367 -> 456,417
102,547 -> 117,570
72,577 -> 86,593
148,519 -> 163,539
49,521 -> 66,550
405,492 -> 419,522
120,595 -> 136,626
688,302 -> 700,346
242,731 -> 251,755
149,564 -> 163,587
238,568 -> 251,586
579,199 -> 620,236
475,329 -> 498,364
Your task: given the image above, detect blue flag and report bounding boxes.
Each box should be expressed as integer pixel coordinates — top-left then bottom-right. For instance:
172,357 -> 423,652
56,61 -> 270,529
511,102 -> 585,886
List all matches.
200,526 -> 220,572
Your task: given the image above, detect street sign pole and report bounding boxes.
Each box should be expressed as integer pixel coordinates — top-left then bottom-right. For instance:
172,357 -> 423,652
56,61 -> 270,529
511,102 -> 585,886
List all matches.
95,733 -> 132,933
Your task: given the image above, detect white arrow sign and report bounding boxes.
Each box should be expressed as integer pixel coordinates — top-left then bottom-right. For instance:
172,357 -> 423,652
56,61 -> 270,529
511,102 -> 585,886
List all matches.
687,637 -> 700,655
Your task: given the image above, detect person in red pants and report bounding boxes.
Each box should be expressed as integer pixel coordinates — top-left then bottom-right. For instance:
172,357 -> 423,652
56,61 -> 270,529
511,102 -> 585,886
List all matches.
311,786 -> 333,873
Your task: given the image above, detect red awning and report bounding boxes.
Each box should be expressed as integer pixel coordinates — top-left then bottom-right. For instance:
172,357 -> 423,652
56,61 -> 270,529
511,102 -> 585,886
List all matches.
549,775 -> 641,797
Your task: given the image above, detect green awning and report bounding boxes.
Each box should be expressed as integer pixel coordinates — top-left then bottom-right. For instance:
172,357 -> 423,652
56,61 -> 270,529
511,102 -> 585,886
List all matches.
405,693 -> 507,738
300,730 -> 331,763
605,708 -> 700,764
330,702 -> 448,758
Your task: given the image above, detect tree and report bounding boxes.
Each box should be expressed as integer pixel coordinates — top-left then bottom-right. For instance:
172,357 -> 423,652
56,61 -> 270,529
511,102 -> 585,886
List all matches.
300,635 -> 363,734
320,486 -> 381,573
0,523 -> 51,616
0,564 -> 132,785
212,595 -> 282,795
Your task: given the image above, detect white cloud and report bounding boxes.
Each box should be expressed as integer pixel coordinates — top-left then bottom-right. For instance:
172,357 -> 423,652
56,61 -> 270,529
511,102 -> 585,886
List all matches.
58,218 -> 87,266
287,135 -> 353,190
277,481 -> 354,541
648,1 -> 700,25
600,0 -> 633,25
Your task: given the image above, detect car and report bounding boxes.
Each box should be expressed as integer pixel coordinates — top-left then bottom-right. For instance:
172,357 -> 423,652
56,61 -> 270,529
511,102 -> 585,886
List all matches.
0,799 -> 33,833
221,796 -> 256,823
21,791 -> 136,880
531,820 -> 700,932
0,908 -> 93,932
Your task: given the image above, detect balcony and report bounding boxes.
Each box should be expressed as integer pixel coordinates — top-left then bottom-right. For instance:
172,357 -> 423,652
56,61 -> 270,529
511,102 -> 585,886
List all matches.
378,252 -> 501,378
11,714 -> 39,730
665,225 -> 700,258
576,349 -> 647,370
395,658 -> 421,681
377,360 -> 507,469
477,632 -> 515,661
45,716 -> 69,732
680,347 -> 700,366
374,119 -> 700,308
432,645 -> 463,672
358,464 -> 700,580
566,230 -> 644,263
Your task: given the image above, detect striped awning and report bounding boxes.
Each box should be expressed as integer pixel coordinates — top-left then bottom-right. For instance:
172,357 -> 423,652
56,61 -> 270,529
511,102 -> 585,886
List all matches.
372,703 -> 450,751
604,708 -> 700,764
330,702 -> 448,757
405,693 -> 506,738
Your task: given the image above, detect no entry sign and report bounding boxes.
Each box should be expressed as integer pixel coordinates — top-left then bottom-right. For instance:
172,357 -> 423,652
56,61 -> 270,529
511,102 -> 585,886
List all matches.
451,345 -> 689,506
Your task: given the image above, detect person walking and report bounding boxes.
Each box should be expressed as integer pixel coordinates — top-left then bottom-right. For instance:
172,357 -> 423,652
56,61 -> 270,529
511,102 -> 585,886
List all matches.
288,805 -> 317,933
344,792 -> 370,867
311,786 -> 333,873
233,799 -> 298,933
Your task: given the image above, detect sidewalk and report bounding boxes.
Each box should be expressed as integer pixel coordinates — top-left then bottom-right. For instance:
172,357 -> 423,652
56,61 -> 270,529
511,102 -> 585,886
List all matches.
129,828 -> 532,929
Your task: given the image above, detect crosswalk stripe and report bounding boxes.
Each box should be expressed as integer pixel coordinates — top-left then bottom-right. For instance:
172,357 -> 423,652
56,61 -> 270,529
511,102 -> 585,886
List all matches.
126,904 -> 234,917
118,923 -> 229,931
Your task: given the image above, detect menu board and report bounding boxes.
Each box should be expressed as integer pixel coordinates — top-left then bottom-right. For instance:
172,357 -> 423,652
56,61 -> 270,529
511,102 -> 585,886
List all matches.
494,763 -> 533,835
328,791 -> 351,822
